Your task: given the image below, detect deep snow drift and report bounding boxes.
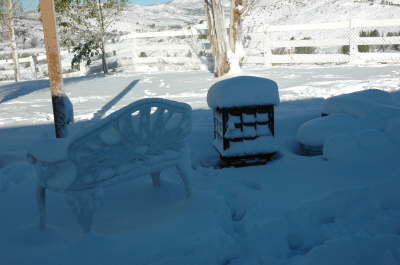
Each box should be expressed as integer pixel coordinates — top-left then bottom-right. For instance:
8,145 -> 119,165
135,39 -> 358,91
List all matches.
0,64 -> 400,265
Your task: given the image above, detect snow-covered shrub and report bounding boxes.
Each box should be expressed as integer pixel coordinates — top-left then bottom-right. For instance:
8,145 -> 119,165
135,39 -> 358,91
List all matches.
358,29 -> 388,52
272,47 -> 289,55
294,37 -> 317,54
339,45 -> 349,55
386,31 -> 400,51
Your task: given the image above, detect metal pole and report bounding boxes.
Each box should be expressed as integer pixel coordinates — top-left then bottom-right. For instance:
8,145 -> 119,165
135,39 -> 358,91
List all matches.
40,0 -> 71,138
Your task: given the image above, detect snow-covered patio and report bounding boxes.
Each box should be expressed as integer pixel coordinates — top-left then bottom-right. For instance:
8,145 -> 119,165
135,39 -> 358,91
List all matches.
1,64 -> 400,265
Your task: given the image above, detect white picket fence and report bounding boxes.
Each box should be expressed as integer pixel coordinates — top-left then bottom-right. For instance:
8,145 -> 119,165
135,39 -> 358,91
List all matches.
1,18 -> 400,81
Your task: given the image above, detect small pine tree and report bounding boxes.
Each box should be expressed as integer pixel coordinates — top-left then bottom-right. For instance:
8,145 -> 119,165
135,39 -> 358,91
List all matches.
53,0 -> 128,74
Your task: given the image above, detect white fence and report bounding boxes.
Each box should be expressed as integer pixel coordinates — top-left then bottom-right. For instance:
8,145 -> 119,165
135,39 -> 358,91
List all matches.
1,18 -> 400,81
245,18 -> 400,65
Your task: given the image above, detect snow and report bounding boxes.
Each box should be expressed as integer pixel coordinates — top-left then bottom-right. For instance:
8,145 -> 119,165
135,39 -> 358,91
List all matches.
297,113 -> 366,147
385,118 -> 400,145
298,88 -> 400,152
323,129 -> 398,162
321,90 -> 400,129
207,76 -> 280,108
28,138 -> 70,162
0,64 -> 400,265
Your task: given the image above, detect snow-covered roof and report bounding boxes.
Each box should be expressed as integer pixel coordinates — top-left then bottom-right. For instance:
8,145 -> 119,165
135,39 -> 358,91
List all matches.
207,76 -> 280,109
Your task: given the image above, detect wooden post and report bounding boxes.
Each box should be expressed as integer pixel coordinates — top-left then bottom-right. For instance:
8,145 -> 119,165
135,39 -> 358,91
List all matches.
263,18 -> 272,67
79,60 -> 87,76
30,54 -> 38,80
349,19 -> 358,64
40,0 -> 71,138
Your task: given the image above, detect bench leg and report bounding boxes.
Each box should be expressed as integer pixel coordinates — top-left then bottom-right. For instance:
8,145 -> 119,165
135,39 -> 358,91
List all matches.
36,185 -> 46,230
151,172 -> 161,187
176,163 -> 191,198
67,192 -> 95,233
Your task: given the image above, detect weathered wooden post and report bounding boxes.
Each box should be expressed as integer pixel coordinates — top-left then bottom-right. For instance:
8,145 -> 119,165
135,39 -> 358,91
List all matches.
40,0 -> 73,138
30,54 -> 38,80
349,19 -> 359,64
37,0 -> 74,230
263,25 -> 272,67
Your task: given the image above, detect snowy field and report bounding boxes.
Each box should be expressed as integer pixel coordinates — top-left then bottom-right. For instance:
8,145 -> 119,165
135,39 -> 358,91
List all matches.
1,64 -> 400,265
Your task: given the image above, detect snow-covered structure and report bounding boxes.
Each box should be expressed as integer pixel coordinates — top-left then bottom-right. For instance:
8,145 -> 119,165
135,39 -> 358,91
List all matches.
207,76 -> 280,166
27,98 -> 192,232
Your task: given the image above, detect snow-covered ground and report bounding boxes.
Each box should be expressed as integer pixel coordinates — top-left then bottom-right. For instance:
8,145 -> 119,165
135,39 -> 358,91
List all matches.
0,64 -> 400,265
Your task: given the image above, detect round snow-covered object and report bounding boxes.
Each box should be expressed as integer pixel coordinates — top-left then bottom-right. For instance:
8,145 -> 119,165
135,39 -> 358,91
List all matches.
297,114 -> 365,147
207,76 -> 279,109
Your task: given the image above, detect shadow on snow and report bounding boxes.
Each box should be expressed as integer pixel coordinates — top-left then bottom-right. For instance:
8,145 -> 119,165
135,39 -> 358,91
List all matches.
0,73 -> 108,104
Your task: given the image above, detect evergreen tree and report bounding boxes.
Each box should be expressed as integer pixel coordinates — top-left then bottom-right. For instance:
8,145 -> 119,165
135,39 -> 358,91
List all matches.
53,0 -> 127,74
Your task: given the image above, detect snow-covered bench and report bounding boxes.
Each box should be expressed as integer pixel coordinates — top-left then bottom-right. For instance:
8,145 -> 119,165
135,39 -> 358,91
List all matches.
27,98 -> 192,232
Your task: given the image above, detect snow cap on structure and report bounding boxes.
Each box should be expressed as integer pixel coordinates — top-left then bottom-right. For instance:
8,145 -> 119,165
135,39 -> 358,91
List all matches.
207,76 -> 279,109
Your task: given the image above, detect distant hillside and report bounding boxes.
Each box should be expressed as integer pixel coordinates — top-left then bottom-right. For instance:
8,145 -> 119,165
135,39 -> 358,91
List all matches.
0,0 -> 398,56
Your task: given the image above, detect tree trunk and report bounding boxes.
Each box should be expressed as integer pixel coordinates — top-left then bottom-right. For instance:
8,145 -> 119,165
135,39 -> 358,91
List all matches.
228,0 -> 245,72
5,0 -> 20,82
229,0 -> 242,54
98,0 -> 108,74
204,0 -> 230,77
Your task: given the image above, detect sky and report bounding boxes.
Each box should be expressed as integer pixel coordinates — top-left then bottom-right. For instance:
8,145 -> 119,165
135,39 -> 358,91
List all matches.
21,0 -> 171,11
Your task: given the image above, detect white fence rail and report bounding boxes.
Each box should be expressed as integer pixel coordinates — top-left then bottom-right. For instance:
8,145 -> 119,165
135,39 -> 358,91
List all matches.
1,18 -> 400,81
246,18 -> 400,65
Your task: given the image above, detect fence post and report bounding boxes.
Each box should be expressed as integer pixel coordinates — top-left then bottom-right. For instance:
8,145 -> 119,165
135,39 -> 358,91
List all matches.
79,61 -> 87,76
30,54 -> 38,80
263,26 -> 272,67
349,19 -> 358,64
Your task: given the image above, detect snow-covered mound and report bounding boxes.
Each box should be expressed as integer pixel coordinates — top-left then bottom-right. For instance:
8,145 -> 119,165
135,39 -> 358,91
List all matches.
323,128 -> 398,162
297,89 -> 400,159
297,113 -> 366,147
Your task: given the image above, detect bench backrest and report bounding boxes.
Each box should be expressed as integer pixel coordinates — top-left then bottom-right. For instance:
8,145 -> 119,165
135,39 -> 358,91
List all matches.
67,98 -> 192,190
